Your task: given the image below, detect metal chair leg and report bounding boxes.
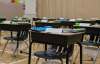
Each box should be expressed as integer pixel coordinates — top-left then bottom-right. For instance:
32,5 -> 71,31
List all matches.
0,31 -> 1,45
1,40 -> 9,56
13,41 -> 19,56
92,47 -> 100,64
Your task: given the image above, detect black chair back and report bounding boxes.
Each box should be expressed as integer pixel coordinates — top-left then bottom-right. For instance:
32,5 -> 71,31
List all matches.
84,27 -> 100,44
50,45 -> 73,57
16,23 -> 31,40
17,31 -> 28,40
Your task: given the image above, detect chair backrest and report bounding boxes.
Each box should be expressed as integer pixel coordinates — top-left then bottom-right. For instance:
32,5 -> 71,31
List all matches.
17,23 -> 31,31
16,23 -> 31,40
17,31 -> 28,40
50,45 -> 73,56
88,34 -> 100,44
84,27 -> 100,43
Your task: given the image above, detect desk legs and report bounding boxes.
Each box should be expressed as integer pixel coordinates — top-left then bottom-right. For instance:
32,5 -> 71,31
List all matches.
0,31 -> 1,45
28,42 -> 32,64
11,32 -> 13,42
66,46 -> 69,64
13,40 -> 19,55
66,43 -> 82,64
13,32 -> 19,56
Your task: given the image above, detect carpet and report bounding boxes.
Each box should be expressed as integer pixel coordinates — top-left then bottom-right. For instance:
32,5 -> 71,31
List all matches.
0,51 -> 26,64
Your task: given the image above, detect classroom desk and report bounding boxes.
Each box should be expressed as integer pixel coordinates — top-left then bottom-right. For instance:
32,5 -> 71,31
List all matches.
0,23 -> 31,54
28,30 -> 83,64
0,23 -> 19,44
0,23 -> 31,41
0,23 -> 31,31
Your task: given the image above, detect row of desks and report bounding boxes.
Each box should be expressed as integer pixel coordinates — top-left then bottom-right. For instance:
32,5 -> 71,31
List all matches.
33,18 -> 100,24
0,23 -> 83,64
34,20 -> 100,28
29,22 -> 100,64
0,22 -> 100,64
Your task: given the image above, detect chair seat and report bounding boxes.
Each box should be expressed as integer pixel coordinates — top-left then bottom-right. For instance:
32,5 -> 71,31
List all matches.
34,51 -> 66,59
82,41 -> 100,46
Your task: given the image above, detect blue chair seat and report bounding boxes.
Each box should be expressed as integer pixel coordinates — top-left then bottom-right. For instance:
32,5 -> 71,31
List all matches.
34,51 -> 66,59
34,45 -> 74,64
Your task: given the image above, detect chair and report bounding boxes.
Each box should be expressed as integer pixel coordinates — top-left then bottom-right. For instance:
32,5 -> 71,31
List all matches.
80,27 -> 100,64
34,45 -> 74,64
1,24 -> 31,56
82,36 -> 100,64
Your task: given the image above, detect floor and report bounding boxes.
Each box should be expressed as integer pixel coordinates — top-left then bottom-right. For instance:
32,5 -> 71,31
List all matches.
0,32 -> 100,64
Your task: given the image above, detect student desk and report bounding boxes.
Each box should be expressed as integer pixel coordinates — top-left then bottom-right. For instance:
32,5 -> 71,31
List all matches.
28,30 -> 83,64
0,23 -> 31,31
0,23 -> 31,52
0,23 -> 31,40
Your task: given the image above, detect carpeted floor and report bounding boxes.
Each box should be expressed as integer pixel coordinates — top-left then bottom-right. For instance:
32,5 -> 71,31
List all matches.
0,51 -> 26,64
0,42 -> 100,64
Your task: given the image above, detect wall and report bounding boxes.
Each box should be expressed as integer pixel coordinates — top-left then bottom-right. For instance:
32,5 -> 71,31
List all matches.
0,0 -> 10,3
24,0 -> 36,18
37,0 -> 100,19
0,0 -> 24,20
